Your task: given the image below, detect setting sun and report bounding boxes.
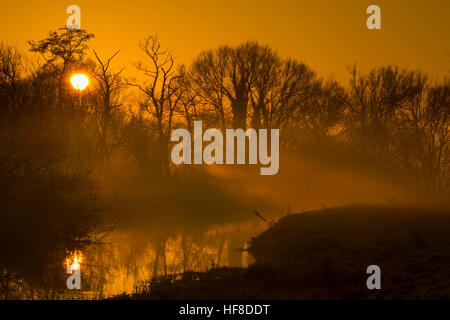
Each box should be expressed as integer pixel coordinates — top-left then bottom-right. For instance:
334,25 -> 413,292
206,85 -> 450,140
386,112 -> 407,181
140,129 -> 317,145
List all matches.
70,74 -> 89,91
66,250 -> 83,270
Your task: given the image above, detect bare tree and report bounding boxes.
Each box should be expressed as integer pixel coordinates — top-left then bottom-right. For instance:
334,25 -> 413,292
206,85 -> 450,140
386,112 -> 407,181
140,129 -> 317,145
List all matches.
93,50 -> 124,158
127,35 -> 185,279
128,35 -> 184,179
28,28 -> 94,104
0,44 -> 25,113
191,42 -> 315,130
346,65 -> 426,159
191,42 -> 266,129
176,72 -> 200,132
252,57 -> 316,130
190,48 -> 229,129
295,79 -> 347,141
398,80 -> 450,194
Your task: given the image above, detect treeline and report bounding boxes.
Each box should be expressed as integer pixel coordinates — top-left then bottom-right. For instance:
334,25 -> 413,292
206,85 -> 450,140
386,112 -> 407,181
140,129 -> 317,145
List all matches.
0,28 -> 448,298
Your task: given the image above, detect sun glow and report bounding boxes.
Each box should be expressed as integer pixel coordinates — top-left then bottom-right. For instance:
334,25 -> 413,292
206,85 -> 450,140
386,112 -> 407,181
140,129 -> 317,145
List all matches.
70,74 -> 89,91
65,250 -> 83,270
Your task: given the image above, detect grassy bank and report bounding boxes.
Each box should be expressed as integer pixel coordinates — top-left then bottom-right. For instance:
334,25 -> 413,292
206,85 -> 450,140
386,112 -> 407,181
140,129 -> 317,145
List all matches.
115,205 -> 450,300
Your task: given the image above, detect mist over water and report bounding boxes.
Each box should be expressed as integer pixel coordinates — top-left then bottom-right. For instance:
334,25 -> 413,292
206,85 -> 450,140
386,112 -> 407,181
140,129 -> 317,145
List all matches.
89,146 -> 444,296
0,25 -> 448,299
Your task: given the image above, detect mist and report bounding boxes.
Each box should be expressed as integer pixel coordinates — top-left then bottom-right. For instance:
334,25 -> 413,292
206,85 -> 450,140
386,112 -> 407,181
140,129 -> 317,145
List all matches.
0,29 -> 448,299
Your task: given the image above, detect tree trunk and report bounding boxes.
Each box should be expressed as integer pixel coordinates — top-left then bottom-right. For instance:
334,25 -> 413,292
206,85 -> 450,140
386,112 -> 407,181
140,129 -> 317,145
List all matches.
182,234 -> 189,273
217,236 -> 225,267
152,239 -> 163,279
162,239 -> 167,277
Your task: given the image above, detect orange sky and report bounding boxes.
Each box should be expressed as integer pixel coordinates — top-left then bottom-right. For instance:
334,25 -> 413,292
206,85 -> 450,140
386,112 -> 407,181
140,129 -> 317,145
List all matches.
0,0 -> 449,82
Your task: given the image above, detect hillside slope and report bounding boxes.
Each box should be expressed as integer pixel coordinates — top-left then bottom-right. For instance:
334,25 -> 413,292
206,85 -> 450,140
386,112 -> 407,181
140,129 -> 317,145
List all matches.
249,204 -> 450,299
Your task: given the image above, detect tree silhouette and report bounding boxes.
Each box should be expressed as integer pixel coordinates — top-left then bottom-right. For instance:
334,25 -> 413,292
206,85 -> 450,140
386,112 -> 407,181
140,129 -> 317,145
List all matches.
128,35 -> 184,180
28,28 -> 94,103
93,50 -> 124,159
